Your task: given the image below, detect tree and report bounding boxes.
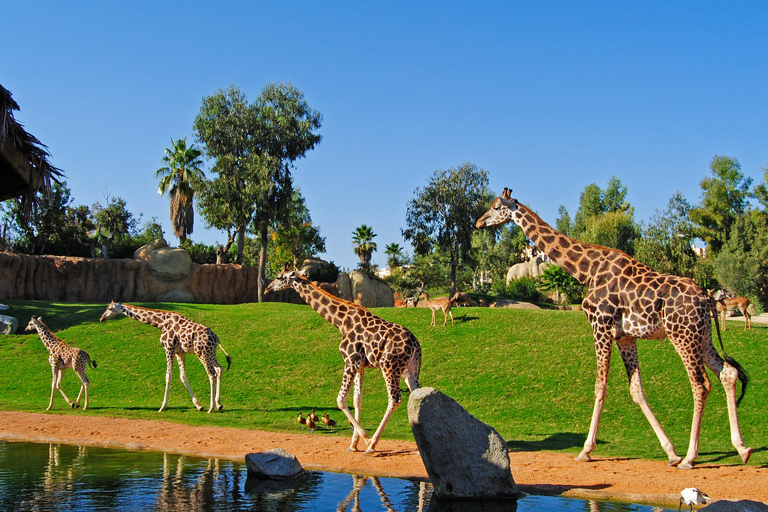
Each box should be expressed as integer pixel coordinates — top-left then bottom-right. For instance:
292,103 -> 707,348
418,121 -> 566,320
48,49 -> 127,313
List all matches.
269,188 -> 325,273
155,138 -> 205,244
634,192 -> 700,280
537,265 -> 584,304
690,155 -> 752,254
351,224 -> 378,270
194,83 -> 322,301
92,195 -> 136,258
402,162 -> 492,296
384,243 -> 405,269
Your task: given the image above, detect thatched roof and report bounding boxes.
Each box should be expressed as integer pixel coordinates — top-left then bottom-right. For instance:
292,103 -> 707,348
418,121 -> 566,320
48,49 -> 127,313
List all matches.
0,84 -> 64,204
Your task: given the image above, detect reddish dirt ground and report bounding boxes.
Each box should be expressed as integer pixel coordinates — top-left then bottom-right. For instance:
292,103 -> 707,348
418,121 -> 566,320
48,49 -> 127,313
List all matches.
0,411 -> 765,507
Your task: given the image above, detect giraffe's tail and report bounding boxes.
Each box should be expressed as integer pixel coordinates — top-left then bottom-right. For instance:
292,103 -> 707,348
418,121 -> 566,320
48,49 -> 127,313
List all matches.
710,296 -> 749,406
90,360 -> 98,369
219,344 -> 232,371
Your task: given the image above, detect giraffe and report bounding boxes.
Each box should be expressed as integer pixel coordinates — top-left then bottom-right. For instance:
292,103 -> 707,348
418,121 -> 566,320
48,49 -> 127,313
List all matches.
25,315 -> 97,411
99,301 -> 232,413
265,267 -> 421,454
476,188 -> 752,469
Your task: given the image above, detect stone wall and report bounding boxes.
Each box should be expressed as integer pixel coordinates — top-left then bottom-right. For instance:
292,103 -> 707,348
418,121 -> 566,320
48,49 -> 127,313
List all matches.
0,251 -> 262,304
0,246 -> 395,307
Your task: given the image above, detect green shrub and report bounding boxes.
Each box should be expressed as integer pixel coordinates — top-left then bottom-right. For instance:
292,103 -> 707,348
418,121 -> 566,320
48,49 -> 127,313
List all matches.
507,276 -> 544,302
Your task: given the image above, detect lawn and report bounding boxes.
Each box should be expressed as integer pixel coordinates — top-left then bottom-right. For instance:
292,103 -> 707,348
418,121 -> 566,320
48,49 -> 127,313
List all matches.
1,299 -> 765,466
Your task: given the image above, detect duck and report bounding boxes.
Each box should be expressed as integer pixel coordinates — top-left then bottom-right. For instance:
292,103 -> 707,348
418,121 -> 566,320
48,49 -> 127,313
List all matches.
297,412 -> 306,430
306,415 -> 316,433
309,409 -> 319,423
322,413 -> 337,431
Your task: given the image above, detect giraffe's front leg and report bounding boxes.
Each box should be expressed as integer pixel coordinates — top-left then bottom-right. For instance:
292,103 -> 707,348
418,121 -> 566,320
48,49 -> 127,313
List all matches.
576,329 -> 612,462
176,353 -> 203,412
55,368 -> 75,408
365,373 -> 403,454
617,338 -> 680,466
47,364 -> 58,411
159,350 -> 175,412
337,367 -> 369,451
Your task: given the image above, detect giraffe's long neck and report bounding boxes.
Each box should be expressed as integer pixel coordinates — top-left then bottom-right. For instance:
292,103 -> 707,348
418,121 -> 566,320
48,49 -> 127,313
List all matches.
290,278 -> 358,331
119,304 -> 170,329
512,203 -> 607,285
33,322 -> 61,351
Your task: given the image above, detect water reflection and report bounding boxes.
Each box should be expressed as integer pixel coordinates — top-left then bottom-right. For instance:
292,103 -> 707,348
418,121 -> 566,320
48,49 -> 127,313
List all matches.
0,441 -> 673,511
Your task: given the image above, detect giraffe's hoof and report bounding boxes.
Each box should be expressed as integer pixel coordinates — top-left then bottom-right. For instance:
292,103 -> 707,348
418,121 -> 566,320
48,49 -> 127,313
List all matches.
217,405 -> 223,411
364,448 -> 376,455
740,447 -> 753,464
195,406 -> 204,412
575,453 -> 592,462
70,403 -> 77,409
677,462 -> 693,470
667,456 -> 682,467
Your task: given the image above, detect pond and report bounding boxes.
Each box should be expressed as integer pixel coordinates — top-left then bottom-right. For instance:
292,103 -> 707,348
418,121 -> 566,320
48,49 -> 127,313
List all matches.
0,441 -> 675,511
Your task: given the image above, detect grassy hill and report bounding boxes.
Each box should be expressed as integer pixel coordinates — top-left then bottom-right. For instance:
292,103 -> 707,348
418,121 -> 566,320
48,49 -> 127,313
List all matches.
1,299 -> 765,465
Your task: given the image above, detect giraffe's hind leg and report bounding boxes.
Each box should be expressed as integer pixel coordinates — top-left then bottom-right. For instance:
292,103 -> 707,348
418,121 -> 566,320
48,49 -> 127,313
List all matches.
55,369 -> 75,409
202,357 -> 223,413
703,347 -> 752,464
616,338 -> 681,466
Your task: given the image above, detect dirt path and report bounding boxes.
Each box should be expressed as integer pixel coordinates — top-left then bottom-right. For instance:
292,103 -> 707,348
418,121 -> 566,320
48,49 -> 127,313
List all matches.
0,411 -> 765,507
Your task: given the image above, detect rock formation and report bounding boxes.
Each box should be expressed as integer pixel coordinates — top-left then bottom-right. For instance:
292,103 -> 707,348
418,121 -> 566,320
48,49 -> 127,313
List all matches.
408,387 -> 520,500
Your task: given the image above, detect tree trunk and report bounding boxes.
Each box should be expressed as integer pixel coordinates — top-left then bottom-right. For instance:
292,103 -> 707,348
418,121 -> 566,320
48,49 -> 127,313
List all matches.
236,225 -> 245,265
258,223 -> 268,303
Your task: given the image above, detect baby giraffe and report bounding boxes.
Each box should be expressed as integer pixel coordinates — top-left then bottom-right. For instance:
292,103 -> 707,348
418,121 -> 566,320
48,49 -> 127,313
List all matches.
26,316 -> 97,411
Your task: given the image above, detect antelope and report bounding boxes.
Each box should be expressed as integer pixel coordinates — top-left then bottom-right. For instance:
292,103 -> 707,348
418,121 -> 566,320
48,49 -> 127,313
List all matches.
452,291 -> 472,307
712,290 -> 752,331
425,294 -> 458,327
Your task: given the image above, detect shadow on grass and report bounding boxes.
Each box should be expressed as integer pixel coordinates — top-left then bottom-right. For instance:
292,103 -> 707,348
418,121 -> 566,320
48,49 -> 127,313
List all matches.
5,301 -> 107,331
506,432 -> 599,452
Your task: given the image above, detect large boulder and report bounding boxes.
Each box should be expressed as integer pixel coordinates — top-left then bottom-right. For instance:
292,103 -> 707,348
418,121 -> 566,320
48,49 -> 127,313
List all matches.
0,314 -> 18,335
506,255 -> 551,285
408,387 -> 520,500
135,239 -> 192,282
337,271 -> 394,308
245,448 -> 304,480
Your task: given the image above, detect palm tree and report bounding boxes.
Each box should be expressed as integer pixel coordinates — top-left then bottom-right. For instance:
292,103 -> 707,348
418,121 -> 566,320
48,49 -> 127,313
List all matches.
155,138 -> 205,244
384,242 -> 404,269
351,224 -> 378,269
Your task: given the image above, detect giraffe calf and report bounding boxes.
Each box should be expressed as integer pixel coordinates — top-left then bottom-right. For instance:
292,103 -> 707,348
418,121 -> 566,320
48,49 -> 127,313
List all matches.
26,316 -> 97,411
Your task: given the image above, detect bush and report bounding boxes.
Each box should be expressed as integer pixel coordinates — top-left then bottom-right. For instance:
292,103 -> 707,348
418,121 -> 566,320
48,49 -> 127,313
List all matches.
507,276 -> 544,302
307,260 -> 340,283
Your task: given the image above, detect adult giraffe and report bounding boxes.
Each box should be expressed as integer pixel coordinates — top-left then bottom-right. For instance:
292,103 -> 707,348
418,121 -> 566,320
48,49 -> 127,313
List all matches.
476,188 -> 751,469
265,266 -> 421,454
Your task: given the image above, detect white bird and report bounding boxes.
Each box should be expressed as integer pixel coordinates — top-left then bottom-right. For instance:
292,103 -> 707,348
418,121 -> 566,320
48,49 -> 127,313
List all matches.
680,488 -> 709,511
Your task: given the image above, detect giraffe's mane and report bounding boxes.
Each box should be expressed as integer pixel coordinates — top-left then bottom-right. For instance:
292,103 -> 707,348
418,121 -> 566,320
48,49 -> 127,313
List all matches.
295,275 -> 367,310
119,303 -> 179,316
515,200 -> 636,260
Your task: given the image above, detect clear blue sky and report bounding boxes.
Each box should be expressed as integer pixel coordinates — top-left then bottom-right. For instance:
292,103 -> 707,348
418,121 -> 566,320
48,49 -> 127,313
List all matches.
5,2 -> 767,270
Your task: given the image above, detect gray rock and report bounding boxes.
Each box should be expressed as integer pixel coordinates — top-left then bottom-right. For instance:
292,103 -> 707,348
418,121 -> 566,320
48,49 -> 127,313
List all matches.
0,314 -> 18,334
408,387 -> 520,500
506,255 -> 551,284
245,448 -> 304,480
704,500 -> 768,511
133,238 -> 168,260
155,289 -> 195,303
146,247 -> 192,282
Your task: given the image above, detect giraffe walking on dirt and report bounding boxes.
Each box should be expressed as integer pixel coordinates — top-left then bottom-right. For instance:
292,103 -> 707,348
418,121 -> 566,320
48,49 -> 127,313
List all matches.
265,266 -> 421,454
476,188 -> 751,469
26,316 -> 97,411
99,301 -> 232,413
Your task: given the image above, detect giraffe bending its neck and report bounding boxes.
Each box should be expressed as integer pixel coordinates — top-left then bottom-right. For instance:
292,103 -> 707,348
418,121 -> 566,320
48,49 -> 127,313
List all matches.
100,301 -> 232,413
477,188 -> 751,469
26,316 -> 97,411
266,268 -> 421,454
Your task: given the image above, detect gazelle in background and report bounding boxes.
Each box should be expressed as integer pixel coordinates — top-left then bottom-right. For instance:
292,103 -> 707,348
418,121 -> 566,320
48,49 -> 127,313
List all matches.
712,290 -> 752,331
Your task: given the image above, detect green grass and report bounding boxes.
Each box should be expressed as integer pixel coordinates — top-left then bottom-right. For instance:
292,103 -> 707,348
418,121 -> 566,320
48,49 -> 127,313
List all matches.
1,300 -> 766,466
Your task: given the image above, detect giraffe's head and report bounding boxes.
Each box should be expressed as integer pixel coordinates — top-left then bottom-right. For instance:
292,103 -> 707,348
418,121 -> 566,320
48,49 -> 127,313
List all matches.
265,265 -> 306,295
100,300 -> 124,322
25,315 -> 41,332
476,187 -> 519,229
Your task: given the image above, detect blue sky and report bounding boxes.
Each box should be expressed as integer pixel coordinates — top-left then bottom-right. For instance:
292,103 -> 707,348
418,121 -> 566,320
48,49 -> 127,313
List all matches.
4,2 -> 767,270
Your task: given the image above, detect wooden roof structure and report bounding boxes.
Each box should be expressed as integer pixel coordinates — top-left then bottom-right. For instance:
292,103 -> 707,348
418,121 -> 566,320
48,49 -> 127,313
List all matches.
0,85 -> 64,206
